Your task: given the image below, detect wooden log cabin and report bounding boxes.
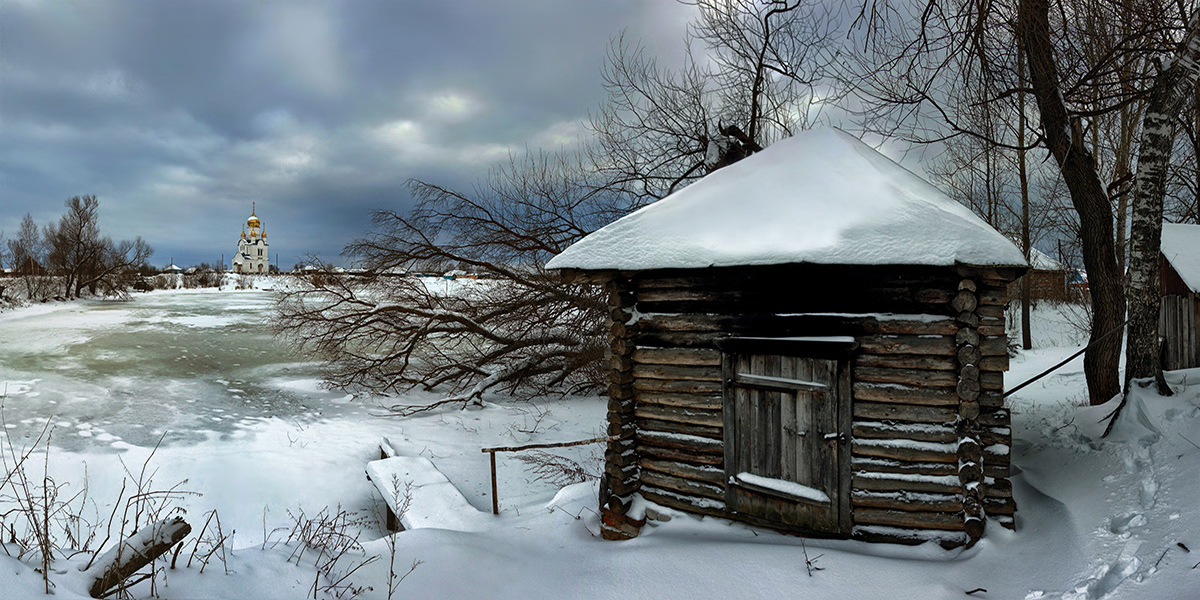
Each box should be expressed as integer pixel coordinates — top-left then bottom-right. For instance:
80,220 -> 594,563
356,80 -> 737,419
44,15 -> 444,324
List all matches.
548,129 -> 1028,548
1160,223 -> 1200,370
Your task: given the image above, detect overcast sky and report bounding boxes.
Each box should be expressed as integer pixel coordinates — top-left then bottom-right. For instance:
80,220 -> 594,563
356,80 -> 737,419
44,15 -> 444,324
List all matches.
0,0 -> 694,269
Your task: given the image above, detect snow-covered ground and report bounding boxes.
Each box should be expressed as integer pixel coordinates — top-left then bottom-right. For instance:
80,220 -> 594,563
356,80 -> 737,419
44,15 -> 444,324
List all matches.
1,291 -> 1197,599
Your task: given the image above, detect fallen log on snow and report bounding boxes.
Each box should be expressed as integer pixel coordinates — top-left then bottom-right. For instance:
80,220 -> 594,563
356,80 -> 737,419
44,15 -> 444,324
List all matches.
86,516 -> 191,598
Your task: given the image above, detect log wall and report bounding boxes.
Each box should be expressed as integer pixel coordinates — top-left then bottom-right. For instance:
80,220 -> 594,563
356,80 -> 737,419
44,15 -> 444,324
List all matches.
595,264 -> 1020,546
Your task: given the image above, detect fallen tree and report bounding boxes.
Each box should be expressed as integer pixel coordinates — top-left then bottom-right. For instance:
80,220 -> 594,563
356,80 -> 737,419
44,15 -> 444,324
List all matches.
85,515 -> 191,598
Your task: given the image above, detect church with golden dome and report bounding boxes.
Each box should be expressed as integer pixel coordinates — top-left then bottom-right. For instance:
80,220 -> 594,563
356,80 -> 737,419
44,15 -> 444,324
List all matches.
232,203 -> 270,274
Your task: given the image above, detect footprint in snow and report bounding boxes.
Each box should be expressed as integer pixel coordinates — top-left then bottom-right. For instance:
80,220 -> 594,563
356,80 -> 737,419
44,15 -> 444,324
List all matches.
1060,540 -> 1142,600
1108,512 -> 1147,535
1139,478 -> 1158,510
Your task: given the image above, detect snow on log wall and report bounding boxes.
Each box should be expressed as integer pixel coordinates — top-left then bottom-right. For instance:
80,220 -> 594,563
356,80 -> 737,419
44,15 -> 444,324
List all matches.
591,264 -> 1018,546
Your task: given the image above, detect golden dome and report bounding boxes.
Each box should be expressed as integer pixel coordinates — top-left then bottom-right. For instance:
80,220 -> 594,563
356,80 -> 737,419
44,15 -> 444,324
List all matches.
247,202 -> 261,229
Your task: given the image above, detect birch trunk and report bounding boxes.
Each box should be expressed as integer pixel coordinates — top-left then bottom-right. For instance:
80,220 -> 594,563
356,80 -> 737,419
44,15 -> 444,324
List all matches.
1019,0 -> 1126,405
1123,9 -> 1200,393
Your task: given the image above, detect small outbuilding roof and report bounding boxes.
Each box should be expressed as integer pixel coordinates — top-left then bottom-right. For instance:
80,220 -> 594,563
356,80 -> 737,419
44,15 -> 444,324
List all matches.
548,128 -> 1028,271
1161,223 -> 1200,293
1029,247 -> 1065,271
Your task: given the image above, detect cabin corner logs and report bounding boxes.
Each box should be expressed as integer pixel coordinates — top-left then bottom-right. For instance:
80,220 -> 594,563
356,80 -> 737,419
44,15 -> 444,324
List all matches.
586,264 -> 1020,547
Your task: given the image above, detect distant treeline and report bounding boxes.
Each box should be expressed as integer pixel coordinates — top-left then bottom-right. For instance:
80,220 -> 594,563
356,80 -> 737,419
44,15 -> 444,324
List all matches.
1,195 -> 152,303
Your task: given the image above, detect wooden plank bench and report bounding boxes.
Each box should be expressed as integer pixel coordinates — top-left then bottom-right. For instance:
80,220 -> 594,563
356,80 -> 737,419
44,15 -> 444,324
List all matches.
366,439 -> 489,533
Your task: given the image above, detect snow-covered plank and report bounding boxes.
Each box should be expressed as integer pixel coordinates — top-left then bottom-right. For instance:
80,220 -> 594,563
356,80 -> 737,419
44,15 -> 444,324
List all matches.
733,472 -> 831,505
366,456 -> 491,532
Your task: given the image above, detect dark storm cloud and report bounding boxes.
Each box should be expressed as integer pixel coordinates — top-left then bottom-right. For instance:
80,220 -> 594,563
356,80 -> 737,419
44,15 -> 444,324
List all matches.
0,0 -> 692,268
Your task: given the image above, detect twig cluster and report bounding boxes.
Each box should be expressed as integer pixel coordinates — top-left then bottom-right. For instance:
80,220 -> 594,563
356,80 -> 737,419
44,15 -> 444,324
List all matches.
284,505 -> 377,599
515,450 -> 602,488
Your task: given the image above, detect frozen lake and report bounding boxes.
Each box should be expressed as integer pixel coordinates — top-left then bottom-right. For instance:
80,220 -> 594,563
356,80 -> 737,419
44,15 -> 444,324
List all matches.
0,289 -> 358,452
0,288 -> 605,550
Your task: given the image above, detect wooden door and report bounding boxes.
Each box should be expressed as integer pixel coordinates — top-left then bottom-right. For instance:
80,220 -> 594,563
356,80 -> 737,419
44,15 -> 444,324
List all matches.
722,349 -> 851,535
1160,293 -> 1199,370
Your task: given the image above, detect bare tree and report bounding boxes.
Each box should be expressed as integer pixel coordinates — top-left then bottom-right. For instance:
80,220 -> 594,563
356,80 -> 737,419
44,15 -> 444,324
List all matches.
1018,0 -> 1129,403
44,195 -> 102,299
1123,8 -> 1200,395
592,0 -> 838,201
1016,41 -> 1034,350
42,196 -> 153,300
82,236 -> 154,299
276,151 -> 616,413
6,213 -> 48,300
849,0 -> 1192,404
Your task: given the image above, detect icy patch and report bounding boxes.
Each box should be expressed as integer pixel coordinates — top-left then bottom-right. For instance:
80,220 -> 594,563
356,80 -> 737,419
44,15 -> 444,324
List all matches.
0,380 -> 37,396
264,377 -> 330,395
172,315 -> 240,328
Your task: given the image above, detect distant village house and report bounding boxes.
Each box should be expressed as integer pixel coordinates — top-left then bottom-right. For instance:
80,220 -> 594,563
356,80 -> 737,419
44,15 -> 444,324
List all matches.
1009,247 -> 1073,303
1160,223 -> 1200,370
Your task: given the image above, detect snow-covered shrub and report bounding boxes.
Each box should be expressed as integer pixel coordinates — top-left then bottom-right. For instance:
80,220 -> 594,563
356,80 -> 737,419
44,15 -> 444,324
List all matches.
183,271 -> 222,289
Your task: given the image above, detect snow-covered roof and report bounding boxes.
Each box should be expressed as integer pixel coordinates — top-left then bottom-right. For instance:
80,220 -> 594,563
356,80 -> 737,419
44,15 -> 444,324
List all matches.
1161,223 -> 1200,293
1029,247 -> 1065,271
547,128 -> 1027,271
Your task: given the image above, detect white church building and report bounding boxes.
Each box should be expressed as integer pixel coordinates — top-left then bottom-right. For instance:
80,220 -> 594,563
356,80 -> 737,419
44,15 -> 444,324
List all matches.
232,203 -> 270,274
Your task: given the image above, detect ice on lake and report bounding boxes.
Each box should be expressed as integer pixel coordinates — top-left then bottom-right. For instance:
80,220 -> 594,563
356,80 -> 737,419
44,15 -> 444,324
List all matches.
0,289 -> 355,451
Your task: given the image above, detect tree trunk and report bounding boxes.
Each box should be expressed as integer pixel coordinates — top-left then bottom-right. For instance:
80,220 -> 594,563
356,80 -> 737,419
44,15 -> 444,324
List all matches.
1124,9 -> 1200,393
86,516 -> 191,598
1114,102 -> 1132,278
1018,40 -> 1033,351
1195,80 -> 1200,222
1020,0 -> 1125,404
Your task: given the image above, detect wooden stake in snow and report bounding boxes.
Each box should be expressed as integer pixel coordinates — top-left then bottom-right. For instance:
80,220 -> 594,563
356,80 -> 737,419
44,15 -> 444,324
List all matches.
86,516 -> 191,598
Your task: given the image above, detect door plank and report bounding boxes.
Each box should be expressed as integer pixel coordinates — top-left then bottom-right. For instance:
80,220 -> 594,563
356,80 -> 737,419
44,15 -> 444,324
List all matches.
780,356 -> 797,483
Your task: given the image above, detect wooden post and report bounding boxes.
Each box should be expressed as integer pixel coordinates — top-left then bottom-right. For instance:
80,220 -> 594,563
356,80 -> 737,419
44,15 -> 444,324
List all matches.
489,451 -> 499,515
480,436 -> 613,516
